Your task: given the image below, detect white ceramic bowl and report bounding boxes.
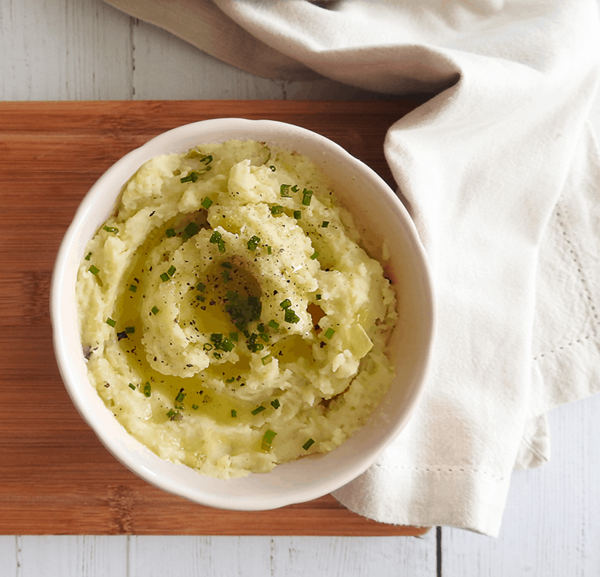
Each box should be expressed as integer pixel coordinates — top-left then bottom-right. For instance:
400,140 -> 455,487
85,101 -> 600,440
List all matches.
51,118 -> 434,511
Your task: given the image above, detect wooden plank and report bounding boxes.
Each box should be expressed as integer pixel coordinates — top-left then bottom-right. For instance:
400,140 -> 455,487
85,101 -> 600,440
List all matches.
442,396 -> 600,576
0,100 -> 428,536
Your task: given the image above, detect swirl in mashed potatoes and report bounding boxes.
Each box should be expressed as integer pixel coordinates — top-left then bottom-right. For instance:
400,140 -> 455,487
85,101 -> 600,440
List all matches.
77,140 -> 396,478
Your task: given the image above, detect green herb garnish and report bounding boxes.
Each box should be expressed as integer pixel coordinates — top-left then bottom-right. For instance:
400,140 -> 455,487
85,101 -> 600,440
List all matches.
252,406 -> 266,415
310,251 -> 319,260
103,225 -> 119,233
301,189 -> 313,206
270,205 -> 284,216
160,272 -> 170,282
166,228 -> 176,238
261,429 -> 277,451
143,382 -> 151,397
175,391 -> 186,403
280,184 -> 292,198
247,235 -> 260,251
284,309 -> 300,324
324,328 -> 335,339
201,197 -> 213,209
106,318 -> 116,327
271,399 -> 280,410
84,252 -> 92,261
321,221 -> 329,228
89,265 -> 99,275
180,171 -> 199,184
268,320 -> 279,330
280,299 -> 291,309
128,284 -> 137,292
125,326 -> 135,334
184,222 -> 200,237
128,383 -> 136,390
151,306 -> 159,315
303,438 -> 315,450
293,210 -> 302,220
231,409 -> 237,418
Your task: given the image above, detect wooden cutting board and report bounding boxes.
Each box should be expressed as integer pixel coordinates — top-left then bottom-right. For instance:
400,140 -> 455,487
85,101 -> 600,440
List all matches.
0,100 -> 429,536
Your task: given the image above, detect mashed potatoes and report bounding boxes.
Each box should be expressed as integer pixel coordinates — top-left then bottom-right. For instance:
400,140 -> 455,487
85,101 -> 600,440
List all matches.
77,140 -> 396,478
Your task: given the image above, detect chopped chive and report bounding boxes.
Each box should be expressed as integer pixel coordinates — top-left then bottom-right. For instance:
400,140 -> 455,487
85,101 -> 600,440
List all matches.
293,210 -> 302,220
125,326 -> 135,334
321,221 -> 329,228
225,377 -> 235,383
213,352 -> 222,360
270,205 -> 284,216
247,235 -> 261,251
220,338 -> 235,352
268,320 -> 279,330
229,332 -> 238,342
201,197 -> 213,209
143,382 -> 151,397
316,294 -> 322,300
270,165 -> 276,172
84,252 -> 92,261
209,230 -> 222,243
200,155 -> 213,165
128,383 -> 136,390
280,184 -> 292,198
184,222 -> 200,237
88,265 -> 100,275
211,333 -> 223,344
166,409 -> 176,418
324,328 -> 336,339
261,429 -> 277,450
267,246 -> 272,254
223,270 -> 230,282
217,241 -> 226,253
160,272 -> 170,282
128,284 -> 137,292
291,185 -> 299,193
175,391 -> 186,403
261,355 -> 272,366
167,265 -> 176,277
231,409 -> 237,418
271,399 -> 280,410
301,189 -> 313,206
310,251 -> 319,260
280,299 -> 291,309
252,405 -> 266,415
303,438 -> 315,450
192,404 -> 199,410
196,282 -> 206,292
257,323 -> 266,333
103,225 -> 119,233
203,343 -> 213,351
180,171 -> 199,183
166,228 -> 176,238
221,262 -> 232,269
106,318 -> 116,327
196,295 -> 205,302
151,306 -> 159,315
284,309 -> 300,324
259,333 -> 270,342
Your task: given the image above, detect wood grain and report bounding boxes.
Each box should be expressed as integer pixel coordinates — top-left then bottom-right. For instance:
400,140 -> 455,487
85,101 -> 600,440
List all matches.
0,100 -> 428,536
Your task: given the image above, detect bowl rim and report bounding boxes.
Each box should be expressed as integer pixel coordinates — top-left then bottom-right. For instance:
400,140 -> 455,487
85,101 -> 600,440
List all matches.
51,118 -> 436,510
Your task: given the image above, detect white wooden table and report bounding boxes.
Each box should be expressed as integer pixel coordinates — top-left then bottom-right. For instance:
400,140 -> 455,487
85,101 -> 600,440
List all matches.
1,1 -> 600,574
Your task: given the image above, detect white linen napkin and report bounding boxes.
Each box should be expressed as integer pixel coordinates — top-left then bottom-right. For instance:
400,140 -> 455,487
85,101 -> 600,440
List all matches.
104,0 -> 600,536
